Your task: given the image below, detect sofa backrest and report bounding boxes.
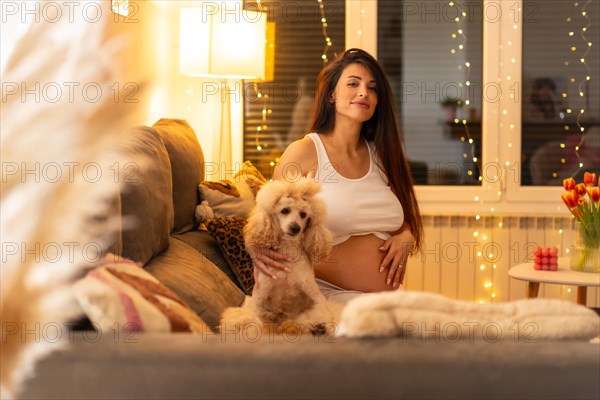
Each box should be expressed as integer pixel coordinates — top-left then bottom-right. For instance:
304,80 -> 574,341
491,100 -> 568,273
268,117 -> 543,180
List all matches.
152,119 -> 205,235
119,125 -> 173,264
118,119 -> 204,264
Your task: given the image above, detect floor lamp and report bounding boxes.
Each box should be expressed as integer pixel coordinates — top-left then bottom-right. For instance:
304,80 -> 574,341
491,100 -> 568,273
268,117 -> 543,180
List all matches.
179,4 -> 267,175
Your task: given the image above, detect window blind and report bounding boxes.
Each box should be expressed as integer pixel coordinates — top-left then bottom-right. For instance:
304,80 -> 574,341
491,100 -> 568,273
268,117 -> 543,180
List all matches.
243,0 -> 345,179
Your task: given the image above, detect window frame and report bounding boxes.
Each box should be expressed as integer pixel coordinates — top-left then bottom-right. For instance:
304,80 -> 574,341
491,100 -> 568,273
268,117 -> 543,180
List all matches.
349,0 -> 565,215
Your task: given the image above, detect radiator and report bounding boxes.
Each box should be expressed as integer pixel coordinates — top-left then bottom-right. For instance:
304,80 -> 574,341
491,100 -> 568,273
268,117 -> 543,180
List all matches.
404,215 -> 599,307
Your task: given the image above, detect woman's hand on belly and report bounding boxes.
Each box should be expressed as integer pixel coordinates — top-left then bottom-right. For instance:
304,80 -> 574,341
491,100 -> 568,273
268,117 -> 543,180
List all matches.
314,234 -> 406,292
378,229 -> 416,287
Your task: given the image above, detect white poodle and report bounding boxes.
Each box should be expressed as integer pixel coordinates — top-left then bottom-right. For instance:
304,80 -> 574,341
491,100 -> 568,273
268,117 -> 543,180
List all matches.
220,177 -> 342,335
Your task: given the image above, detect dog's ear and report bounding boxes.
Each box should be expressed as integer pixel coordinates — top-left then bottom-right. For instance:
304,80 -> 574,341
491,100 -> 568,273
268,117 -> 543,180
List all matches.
303,221 -> 332,264
303,217 -> 312,233
303,190 -> 333,263
244,182 -> 285,249
244,206 -> 282,249
303,207 -> 333,264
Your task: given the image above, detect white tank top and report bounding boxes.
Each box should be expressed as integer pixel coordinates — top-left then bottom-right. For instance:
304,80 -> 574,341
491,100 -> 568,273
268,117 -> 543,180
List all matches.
306,133 -> 404,245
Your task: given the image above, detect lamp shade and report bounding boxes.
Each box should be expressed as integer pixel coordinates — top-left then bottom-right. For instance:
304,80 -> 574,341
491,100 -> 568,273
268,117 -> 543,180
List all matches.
180,5 -> 267,79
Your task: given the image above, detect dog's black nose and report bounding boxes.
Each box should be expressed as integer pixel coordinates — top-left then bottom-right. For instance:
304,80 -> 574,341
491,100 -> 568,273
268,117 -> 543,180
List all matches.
289,223 -> 301,235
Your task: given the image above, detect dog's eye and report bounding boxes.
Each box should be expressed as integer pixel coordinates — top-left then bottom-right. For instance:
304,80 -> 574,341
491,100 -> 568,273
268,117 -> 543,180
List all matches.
281,208 -> 290,215
300,211 -> 307,219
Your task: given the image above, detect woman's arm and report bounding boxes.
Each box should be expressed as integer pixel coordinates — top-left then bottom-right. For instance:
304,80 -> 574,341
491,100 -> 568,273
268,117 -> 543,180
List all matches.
272,137 -> 317,181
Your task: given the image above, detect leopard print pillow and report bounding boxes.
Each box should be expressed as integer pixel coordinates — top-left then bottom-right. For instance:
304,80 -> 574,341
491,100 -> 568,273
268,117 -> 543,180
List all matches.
206,217 -> 254,295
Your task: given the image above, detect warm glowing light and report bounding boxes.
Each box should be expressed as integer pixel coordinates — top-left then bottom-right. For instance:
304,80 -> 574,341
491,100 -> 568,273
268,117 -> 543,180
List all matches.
180,7 -> 267,79
112,0 -> 129,16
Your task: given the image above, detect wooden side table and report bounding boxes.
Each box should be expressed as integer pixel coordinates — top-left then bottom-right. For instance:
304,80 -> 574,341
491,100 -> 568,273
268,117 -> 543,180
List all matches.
508,257 -> 600,305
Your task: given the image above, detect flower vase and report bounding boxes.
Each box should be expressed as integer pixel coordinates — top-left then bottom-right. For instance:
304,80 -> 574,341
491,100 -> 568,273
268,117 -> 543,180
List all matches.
569,231 -> 600,273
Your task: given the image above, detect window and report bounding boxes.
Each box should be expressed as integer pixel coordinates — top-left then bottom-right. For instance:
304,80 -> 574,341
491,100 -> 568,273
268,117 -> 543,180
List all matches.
521,0 -> 600,186
242,0 -> 599,214
243,0 -> 346,178
378,0 -> 484,186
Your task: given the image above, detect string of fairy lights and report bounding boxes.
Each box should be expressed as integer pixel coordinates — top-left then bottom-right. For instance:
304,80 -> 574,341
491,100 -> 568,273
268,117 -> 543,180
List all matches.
449,1 -> 495,302
318,0 -> 333,63
559,1 -> 593,300
559,0 -> 593,178
448,1 -> 480,184
450,1 -> 595,303
251,0 -> 271,155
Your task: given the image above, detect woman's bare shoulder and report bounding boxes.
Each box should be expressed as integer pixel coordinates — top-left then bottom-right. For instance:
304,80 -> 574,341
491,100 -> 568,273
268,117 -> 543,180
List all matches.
273,136 -> 317,180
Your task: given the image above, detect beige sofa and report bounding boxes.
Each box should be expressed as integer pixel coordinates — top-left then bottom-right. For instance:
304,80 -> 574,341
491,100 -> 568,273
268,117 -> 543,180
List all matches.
21,119 -> 600,400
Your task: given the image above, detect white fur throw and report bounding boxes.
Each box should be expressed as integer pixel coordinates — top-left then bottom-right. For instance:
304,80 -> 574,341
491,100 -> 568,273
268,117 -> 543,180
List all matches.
339,290 -> 600,341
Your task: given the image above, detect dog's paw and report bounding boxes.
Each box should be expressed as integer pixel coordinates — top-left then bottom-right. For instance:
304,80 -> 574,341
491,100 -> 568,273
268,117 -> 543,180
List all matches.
310,323 -> 328,336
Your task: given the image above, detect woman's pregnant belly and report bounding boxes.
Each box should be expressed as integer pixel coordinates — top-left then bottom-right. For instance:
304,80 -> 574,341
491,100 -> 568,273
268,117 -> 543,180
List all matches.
314,234 -> 397,292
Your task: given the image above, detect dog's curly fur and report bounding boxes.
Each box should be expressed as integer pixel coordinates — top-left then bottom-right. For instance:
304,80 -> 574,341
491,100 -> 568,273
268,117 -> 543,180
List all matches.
220,177 -> 342,335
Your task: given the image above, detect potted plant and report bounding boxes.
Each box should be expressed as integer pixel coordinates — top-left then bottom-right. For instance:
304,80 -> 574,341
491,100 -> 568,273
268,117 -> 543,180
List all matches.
561,172 -> 600,272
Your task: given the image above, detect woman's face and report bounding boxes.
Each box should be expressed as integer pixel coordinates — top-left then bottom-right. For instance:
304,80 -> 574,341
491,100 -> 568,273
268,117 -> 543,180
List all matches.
330,63 -> 378,124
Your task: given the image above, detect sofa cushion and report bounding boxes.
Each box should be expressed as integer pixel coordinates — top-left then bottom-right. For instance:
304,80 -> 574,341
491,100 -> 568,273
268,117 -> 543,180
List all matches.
206,217 -> 254,295
197,160 -> 267,221
73,254 -> 209,333
152,119 -> 204,235
144,237 -> 245,329
173,229 -> 242,290
120,126 -> 174,264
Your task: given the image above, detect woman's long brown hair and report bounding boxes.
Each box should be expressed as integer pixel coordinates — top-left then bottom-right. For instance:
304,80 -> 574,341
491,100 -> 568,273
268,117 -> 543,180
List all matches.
309,48 -> 423,252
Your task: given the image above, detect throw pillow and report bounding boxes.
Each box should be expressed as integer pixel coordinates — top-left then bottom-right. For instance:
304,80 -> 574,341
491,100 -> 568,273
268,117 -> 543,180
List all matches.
73,254 -> 210,333
197,161 -> 267,220
206,217 -> 254,295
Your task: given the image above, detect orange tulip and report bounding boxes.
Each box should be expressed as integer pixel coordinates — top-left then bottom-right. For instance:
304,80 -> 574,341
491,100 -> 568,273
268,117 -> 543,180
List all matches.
563,177 -> 576,191
583,172 -> 597,187
587,187 -> 600,203
575,183 -> 587,196
561,190 -> 578,208
572,208 -> 584,219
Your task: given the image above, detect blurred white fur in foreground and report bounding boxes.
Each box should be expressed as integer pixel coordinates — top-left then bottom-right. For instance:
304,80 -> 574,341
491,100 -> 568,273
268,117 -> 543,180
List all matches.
0,1 -> 147,397
339,290 -> 600,341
